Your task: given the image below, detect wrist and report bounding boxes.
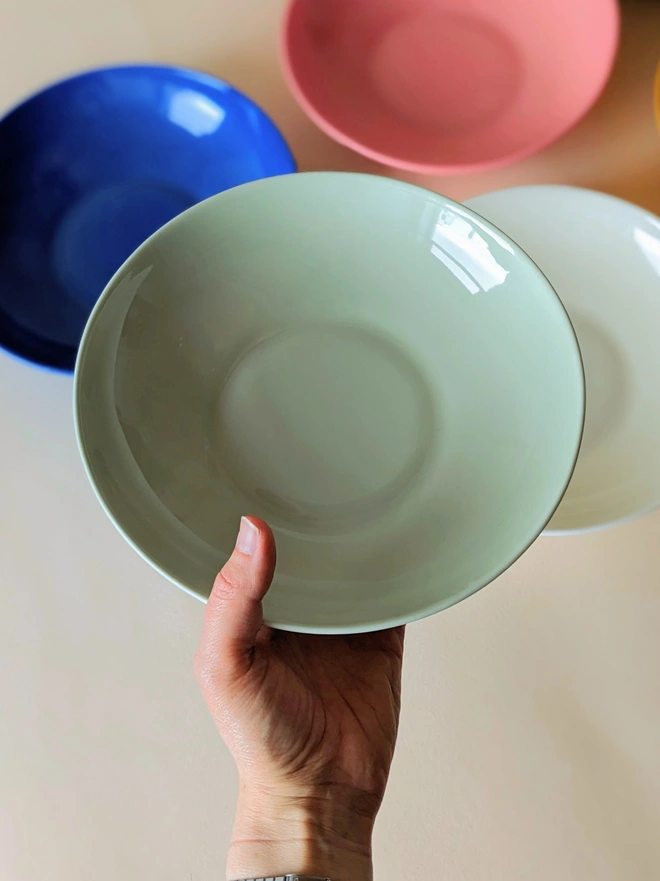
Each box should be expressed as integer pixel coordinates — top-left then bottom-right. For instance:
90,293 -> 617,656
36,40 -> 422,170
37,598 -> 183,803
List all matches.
227,782 -> 375,881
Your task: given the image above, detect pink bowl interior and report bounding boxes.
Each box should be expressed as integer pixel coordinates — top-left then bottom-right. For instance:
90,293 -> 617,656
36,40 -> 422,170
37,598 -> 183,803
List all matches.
283,0 -> 619,171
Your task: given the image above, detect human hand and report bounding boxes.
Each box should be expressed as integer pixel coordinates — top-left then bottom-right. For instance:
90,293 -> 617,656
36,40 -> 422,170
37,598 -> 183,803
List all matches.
195,517 -> 405,881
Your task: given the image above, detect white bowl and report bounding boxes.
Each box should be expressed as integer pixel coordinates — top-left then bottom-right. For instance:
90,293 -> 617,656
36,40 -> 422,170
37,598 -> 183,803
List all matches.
468,185 -> 660,533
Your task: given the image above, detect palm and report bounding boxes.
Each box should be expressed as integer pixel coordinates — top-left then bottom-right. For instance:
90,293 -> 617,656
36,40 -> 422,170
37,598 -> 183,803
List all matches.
197,518 -> 406,822
230,627 -> 405,801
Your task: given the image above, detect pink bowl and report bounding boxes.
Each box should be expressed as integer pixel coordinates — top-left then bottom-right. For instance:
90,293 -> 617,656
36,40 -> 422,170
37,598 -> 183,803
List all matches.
281,0 -> 620,174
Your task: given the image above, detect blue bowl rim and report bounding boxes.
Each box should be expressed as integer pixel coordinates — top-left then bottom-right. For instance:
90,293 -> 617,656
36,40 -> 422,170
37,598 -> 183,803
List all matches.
0,61 -> 297,375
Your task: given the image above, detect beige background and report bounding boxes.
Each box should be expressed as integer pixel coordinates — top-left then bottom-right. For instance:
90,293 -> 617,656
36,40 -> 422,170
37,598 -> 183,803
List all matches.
1,1 -> 660,879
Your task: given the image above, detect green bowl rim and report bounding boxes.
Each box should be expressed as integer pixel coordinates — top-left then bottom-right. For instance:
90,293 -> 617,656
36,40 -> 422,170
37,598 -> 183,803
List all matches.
73,171 -> 586,633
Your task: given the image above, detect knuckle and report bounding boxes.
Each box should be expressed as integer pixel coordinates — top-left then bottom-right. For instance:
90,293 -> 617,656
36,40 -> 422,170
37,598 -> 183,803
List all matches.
212,566 -> 243,601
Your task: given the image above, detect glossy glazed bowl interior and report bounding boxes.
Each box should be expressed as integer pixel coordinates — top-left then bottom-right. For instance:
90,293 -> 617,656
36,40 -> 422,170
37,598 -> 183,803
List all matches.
75,173 -> 585,633
467,185 -> 660,533
281,0 -> 619,173
0,65 -> 295,371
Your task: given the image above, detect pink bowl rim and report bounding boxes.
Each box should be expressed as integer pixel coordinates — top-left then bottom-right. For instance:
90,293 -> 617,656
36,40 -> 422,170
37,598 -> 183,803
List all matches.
279,0 -> 621,175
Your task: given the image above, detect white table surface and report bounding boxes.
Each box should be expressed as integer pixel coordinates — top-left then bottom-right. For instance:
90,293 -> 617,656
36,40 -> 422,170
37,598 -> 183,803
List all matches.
2,1 -> 660,879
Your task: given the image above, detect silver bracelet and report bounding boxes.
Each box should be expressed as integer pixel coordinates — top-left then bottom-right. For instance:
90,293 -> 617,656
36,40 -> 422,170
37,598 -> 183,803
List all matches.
230,875 -> 330,881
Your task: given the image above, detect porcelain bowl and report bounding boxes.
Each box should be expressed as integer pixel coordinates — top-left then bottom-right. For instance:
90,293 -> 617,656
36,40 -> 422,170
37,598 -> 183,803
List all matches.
0,64 -> 295,371
467,185 -> 660,533
281,0 -> 619,173
75,172 -> 585,633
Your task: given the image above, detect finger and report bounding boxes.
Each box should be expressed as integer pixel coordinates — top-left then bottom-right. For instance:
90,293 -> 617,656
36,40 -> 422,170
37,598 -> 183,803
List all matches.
195,517 -> 276,687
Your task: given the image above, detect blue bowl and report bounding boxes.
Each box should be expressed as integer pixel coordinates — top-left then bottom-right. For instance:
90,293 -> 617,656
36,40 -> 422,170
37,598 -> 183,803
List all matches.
0,65 -> 296,371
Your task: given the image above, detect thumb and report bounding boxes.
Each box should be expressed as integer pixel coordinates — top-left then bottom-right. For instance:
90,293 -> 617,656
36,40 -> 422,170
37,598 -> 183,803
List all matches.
195,517 -> 276,687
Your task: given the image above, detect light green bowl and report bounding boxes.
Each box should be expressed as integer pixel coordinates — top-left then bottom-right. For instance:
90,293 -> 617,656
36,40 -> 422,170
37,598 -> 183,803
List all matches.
74,172 -> 584,633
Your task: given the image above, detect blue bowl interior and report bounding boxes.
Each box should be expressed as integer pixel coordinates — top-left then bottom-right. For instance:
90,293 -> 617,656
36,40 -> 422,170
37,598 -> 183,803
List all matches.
0,66 -> 295,371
